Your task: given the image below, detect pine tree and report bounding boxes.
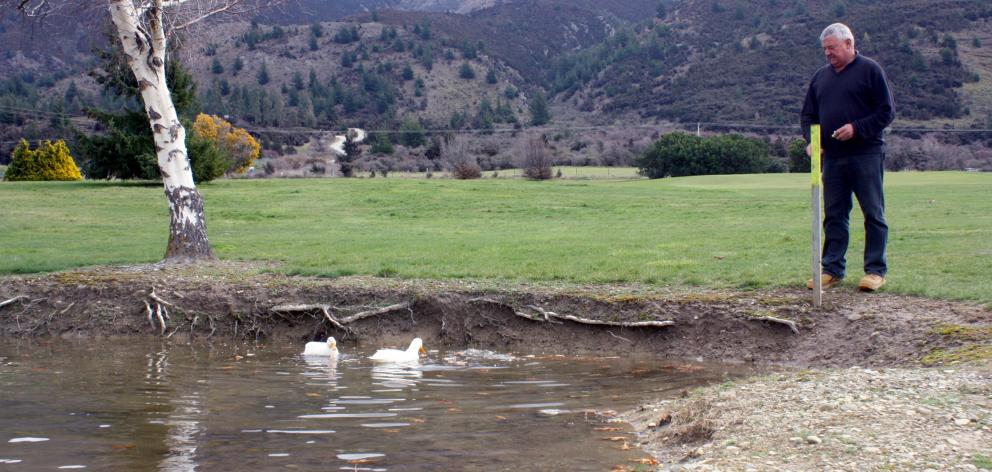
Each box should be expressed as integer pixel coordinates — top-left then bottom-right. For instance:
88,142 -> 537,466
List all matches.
257,61 -> 270,85
211,57 -> 224,74
529,92 -> 551,126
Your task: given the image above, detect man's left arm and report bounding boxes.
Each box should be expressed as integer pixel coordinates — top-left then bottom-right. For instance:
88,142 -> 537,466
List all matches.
852,64 -> 895,138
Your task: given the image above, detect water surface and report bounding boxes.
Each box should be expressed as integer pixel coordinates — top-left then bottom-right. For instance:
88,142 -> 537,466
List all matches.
0,339 -> 745,470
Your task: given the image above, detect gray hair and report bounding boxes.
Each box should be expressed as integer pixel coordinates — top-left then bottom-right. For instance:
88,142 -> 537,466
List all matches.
820,23 -> 854,43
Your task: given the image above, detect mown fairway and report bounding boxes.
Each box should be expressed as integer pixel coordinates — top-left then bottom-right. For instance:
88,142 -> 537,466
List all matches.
1,172 -> 989,301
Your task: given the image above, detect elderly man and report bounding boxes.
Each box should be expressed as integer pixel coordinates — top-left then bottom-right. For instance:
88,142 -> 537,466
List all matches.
801,23 -> 895,292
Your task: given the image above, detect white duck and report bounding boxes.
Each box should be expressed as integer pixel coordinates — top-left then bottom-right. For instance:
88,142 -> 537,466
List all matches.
303,337 -> 339,357
369,338 -> 426,363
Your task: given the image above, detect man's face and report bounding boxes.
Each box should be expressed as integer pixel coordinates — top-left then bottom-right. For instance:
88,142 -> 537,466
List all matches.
822,35 -> 854,70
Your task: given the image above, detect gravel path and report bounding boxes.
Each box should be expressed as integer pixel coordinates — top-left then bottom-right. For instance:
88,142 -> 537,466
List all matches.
625,367 -> 992,471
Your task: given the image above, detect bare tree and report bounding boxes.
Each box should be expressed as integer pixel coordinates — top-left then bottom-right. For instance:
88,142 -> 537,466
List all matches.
442,135 -> 481,179
4,0 -> 273,263
516,135 -> 553,180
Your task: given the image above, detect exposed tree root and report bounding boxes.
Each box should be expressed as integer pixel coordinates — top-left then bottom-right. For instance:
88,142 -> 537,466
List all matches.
469,298 -> 675,329
144,287 -> 176,335
0,296 -> 27,311
748,315 -> 800,335
271,302 -> 414,334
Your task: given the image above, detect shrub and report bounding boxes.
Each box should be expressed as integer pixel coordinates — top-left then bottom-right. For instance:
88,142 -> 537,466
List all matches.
187,133 -> 228,183
192,113 -> 261,175
516,135 -> 554,180
788,138 -> 810,172
4,139 -> 82,181
443,136 -> 481,179
635,132 -> 775,178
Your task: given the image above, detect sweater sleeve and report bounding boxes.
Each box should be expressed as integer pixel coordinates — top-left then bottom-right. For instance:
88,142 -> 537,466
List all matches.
852,63 -> 895,138
799,78 -> 819,143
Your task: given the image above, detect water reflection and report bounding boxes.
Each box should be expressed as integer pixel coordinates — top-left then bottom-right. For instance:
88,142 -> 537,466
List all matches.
0,341 -> 752,471
371,362 -> 423,390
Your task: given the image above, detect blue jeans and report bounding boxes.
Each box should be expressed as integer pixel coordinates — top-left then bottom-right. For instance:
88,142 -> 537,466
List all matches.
822,153 -> 888,278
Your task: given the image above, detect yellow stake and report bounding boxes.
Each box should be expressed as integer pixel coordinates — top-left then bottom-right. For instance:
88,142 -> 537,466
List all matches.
810,125 -> 823,308
810,125 -> 822,187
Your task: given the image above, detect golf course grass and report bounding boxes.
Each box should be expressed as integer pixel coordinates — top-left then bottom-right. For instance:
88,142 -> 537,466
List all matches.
1,171 -> 989,302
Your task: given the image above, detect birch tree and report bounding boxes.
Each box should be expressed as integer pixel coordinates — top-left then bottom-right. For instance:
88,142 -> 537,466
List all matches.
4,0 -> 270,262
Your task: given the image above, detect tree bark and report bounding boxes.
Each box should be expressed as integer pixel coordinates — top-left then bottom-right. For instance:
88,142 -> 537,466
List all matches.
109,0 -> 214,262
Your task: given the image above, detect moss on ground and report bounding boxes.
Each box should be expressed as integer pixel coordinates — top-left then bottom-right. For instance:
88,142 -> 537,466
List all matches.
922,344 -> 992,366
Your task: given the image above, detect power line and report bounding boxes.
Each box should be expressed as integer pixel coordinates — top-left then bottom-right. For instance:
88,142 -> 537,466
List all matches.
2,104 -> 992,136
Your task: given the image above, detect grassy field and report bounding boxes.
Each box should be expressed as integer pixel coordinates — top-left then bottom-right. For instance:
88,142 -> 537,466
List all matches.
1,172 -> 990,302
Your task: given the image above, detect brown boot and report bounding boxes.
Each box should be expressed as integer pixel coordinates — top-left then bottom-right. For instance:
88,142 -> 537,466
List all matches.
807,273 -> 842,290
858,274 -> 886,292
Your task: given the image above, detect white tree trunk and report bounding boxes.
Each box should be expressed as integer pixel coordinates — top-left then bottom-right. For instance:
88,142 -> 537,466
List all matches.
109,0 -> 213,262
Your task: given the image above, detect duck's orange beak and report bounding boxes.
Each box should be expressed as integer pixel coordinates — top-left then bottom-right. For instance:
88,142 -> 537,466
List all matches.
419,346 -> 427,355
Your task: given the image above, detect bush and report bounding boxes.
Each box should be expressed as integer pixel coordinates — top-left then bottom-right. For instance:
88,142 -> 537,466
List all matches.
192,113 -> 261,175
788,138 -> 810,173
4,139 -> 82,181
187,133 -> 229,183
516,135 -> 554,180
635,132 -> 774,178
443,136 -> 481,179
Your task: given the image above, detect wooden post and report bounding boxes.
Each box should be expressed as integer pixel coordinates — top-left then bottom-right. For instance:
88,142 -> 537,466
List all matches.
810,125 -> 823,308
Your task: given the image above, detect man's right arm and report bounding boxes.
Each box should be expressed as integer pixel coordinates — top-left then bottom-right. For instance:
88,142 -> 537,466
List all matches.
800,78 -> 818,143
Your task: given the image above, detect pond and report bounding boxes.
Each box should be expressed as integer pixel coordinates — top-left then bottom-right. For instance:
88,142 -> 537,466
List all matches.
0,339 -> 748,471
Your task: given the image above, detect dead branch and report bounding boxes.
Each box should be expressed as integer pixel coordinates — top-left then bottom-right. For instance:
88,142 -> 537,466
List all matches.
749,315 -> 800,335
0,296 -> 27,311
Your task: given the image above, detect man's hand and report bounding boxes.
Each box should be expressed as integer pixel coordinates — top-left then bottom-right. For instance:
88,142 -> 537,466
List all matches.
831,123 -> 856,141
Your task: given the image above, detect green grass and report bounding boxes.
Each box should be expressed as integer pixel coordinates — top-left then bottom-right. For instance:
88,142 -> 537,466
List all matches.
340,166 -> 642,180
1,172 -> 990,301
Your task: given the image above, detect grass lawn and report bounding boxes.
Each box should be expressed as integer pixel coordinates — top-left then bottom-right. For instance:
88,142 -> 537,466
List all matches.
1,172 -> 989,302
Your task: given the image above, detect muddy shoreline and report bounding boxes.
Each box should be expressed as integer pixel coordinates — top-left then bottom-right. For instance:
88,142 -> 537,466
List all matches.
2,262 -> 990,470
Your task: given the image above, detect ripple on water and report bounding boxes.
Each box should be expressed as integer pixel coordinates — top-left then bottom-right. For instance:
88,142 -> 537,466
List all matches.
299,413 -> 398,419
506,402 -> 566,409
361,423 -> 411,428
266,429 -> 336,434
337,453 -> 385,461
8,437 -> 49,443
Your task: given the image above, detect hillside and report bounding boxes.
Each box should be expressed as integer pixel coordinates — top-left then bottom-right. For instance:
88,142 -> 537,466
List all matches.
2,0 -> 991,169
549,0 -> 992,130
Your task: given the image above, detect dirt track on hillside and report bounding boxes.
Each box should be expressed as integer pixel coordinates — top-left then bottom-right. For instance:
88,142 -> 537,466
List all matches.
1,261 -> 988,368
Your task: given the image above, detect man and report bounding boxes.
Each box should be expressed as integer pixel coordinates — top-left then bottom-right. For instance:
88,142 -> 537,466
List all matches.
801,23 -> 895,292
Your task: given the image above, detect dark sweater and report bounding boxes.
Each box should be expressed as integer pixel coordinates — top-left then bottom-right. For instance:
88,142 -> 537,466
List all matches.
801,54 -> 895,156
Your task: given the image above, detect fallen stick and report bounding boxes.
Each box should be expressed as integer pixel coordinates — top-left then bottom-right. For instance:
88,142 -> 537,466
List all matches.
749,315 -> 800,335
0,296 -> 27,311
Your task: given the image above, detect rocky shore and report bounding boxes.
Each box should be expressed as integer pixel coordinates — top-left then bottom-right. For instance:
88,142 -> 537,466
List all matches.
624,367 -> 992,471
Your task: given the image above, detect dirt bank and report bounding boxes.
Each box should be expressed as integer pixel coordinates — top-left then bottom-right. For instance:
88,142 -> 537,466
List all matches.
0,262 -> 989,368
